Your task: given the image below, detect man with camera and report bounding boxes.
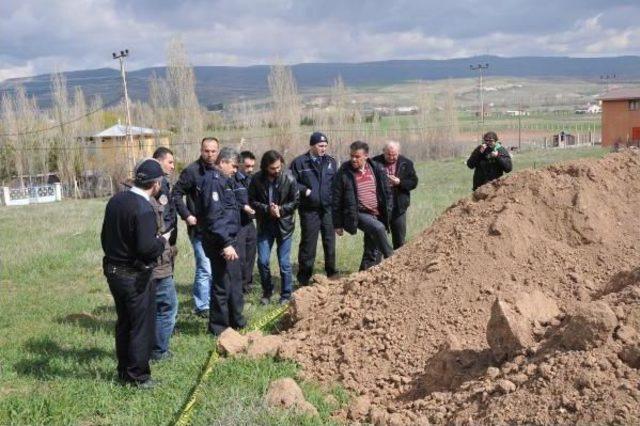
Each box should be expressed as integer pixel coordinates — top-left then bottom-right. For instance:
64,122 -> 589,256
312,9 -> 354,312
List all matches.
466,131 -> 512,190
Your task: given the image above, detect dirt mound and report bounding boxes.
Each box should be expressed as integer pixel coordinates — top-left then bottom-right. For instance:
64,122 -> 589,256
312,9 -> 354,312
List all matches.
281,151 -> 640,424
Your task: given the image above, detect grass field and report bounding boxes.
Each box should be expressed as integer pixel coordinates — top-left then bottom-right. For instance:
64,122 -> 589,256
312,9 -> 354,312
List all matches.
0,146 -> 608,425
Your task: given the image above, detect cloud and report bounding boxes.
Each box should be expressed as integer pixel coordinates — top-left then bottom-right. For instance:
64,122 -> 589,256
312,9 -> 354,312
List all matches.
1,0 -> 639,80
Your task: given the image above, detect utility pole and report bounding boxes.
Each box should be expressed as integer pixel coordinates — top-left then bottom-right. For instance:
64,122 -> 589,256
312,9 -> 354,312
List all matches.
112,49 -> 134,176
600,73 -> 616,93
470,63 -> 489,135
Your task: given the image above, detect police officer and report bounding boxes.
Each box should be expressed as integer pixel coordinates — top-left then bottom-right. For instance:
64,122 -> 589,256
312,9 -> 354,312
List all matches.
200,147 -> 246,335
172,137 -> 219,318
290,132 -> 337,285
233,151 -> 257,294
101,158 -> 170,388
149,147 -> 178,361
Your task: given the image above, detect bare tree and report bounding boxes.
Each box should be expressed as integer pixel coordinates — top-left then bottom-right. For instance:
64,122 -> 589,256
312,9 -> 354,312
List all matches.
268,63 -> 301,157
166,37 -> 203,160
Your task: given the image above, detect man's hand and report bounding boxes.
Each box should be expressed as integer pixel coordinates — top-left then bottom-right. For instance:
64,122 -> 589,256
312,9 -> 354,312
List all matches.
389,175 -> 400,186
269,203 -> 281,218
335,228 -> 344,236
243,205 -> 256,215
490,150 -> 499,158
479,144 -> 488,153
186,215 -> 197,226
222,246 -> 239,261
305,188 -> 312,197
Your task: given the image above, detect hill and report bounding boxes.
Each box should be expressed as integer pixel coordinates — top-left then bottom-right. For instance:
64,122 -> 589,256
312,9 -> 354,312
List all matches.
2,55 -> 640,108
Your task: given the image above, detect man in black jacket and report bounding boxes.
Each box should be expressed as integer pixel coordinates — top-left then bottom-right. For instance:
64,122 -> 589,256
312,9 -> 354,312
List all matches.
248,150 -> 300,305
466,131 -> 512,190
171,137 -> 219,317
333,141 -> 394,271
290,132 -> 337,285
373,141 -> 418,249
101,158 -> 170,388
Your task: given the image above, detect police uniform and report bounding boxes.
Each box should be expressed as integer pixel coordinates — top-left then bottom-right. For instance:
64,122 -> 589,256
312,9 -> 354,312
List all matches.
199,169 -> 246,335
232,171 -> 257,294
289,132 -> 337,285
101,159 -> 166,385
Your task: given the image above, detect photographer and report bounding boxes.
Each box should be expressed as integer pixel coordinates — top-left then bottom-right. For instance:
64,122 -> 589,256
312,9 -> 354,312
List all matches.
466,131 -> 512,190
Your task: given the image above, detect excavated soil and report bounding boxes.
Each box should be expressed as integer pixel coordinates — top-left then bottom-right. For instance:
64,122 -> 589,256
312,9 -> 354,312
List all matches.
280,150 -> 640,424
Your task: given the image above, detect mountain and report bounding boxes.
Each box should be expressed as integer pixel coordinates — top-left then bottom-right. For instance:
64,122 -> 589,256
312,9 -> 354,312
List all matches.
2,55 -> 639,108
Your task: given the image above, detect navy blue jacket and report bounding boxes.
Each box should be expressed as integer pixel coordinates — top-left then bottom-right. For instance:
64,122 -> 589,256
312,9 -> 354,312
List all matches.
199,170 -> 241,248
171,158 -> 212,233
232,171 -> 255,226
289,152 -> 337,211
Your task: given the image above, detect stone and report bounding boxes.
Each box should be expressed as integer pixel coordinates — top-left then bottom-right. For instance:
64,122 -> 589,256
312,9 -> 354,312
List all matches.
615,325 -> 638,344
290,286 -> 317,322
496,379 -> 516,394
246,334 -> 284,359
264,378 -> 307,411
619,343 -> 640,368
555,301 -> 617,350
348,395 -> 371,420
216,327 -> 248,357
276,340 -> 300,361
514,290 -> 561,325
486,366 -> 500,379
487,298 -> 535,362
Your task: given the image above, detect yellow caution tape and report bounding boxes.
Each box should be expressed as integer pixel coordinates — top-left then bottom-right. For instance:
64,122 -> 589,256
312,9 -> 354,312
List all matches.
170,304 -> 290,426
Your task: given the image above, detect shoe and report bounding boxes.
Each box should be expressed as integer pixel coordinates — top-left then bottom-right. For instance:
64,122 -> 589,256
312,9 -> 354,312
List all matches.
134,379 -> 158,390
151,351 -> 173,362
278,298 -> 290,306
194,309 -> 209,318
260,297 -> 271,306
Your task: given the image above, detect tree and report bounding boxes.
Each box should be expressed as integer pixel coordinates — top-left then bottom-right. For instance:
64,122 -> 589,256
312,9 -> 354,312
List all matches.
267,63 -> 301,157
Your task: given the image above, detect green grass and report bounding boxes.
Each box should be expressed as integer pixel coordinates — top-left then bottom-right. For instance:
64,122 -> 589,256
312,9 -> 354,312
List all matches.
0,146 -> 608,425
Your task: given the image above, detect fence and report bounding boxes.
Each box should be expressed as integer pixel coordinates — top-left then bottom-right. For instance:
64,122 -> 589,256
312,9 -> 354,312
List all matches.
1,183 -> 63,206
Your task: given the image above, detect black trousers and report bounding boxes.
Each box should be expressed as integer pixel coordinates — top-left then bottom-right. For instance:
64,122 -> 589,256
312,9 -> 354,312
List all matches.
236,222 -> 257,293
390,212 -> 407,249
105,268 -> 156,383
357,212 -> 394,271
203,240 -> 246,336
297,208 -> 336,284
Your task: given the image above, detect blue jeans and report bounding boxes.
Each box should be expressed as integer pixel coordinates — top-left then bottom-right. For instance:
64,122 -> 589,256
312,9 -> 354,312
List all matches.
189,233 -> 212,312
257,224 -> 293,301
153,276 -> 178,356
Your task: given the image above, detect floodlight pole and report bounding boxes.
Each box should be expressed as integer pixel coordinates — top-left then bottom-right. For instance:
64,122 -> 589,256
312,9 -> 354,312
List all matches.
470,63 -> 489,133
113,49 -> 135,176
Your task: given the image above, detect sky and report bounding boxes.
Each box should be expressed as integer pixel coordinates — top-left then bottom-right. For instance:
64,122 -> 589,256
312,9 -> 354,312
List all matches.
1,0 -> 640,81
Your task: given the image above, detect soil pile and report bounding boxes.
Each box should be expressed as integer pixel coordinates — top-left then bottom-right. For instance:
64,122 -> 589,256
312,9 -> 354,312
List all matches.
280,150 -> 640,424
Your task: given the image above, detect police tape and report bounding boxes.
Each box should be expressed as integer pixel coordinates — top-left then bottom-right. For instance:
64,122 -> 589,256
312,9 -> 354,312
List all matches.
171,304 -> 289,426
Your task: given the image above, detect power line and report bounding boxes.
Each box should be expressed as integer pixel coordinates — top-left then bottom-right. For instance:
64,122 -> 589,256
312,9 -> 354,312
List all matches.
0,95 -> 124,137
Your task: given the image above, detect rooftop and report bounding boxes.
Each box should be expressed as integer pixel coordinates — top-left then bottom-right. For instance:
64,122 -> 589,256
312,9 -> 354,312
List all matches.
599,88 -> 640,101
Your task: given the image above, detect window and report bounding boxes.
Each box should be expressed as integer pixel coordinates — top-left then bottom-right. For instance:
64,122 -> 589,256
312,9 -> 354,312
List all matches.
629,100 -> 640,111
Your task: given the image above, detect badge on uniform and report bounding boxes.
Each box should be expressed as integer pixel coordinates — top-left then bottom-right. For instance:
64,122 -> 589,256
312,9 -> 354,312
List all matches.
158,194 -> 168,205
212,191 -> 219,202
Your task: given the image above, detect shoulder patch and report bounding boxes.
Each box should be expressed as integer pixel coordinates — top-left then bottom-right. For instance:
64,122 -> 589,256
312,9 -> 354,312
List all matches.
158,194 -> 168,205
212,191 -> 219,202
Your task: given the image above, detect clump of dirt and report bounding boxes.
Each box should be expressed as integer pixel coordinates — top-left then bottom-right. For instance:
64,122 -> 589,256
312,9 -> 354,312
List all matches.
280,151 -> 640,424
